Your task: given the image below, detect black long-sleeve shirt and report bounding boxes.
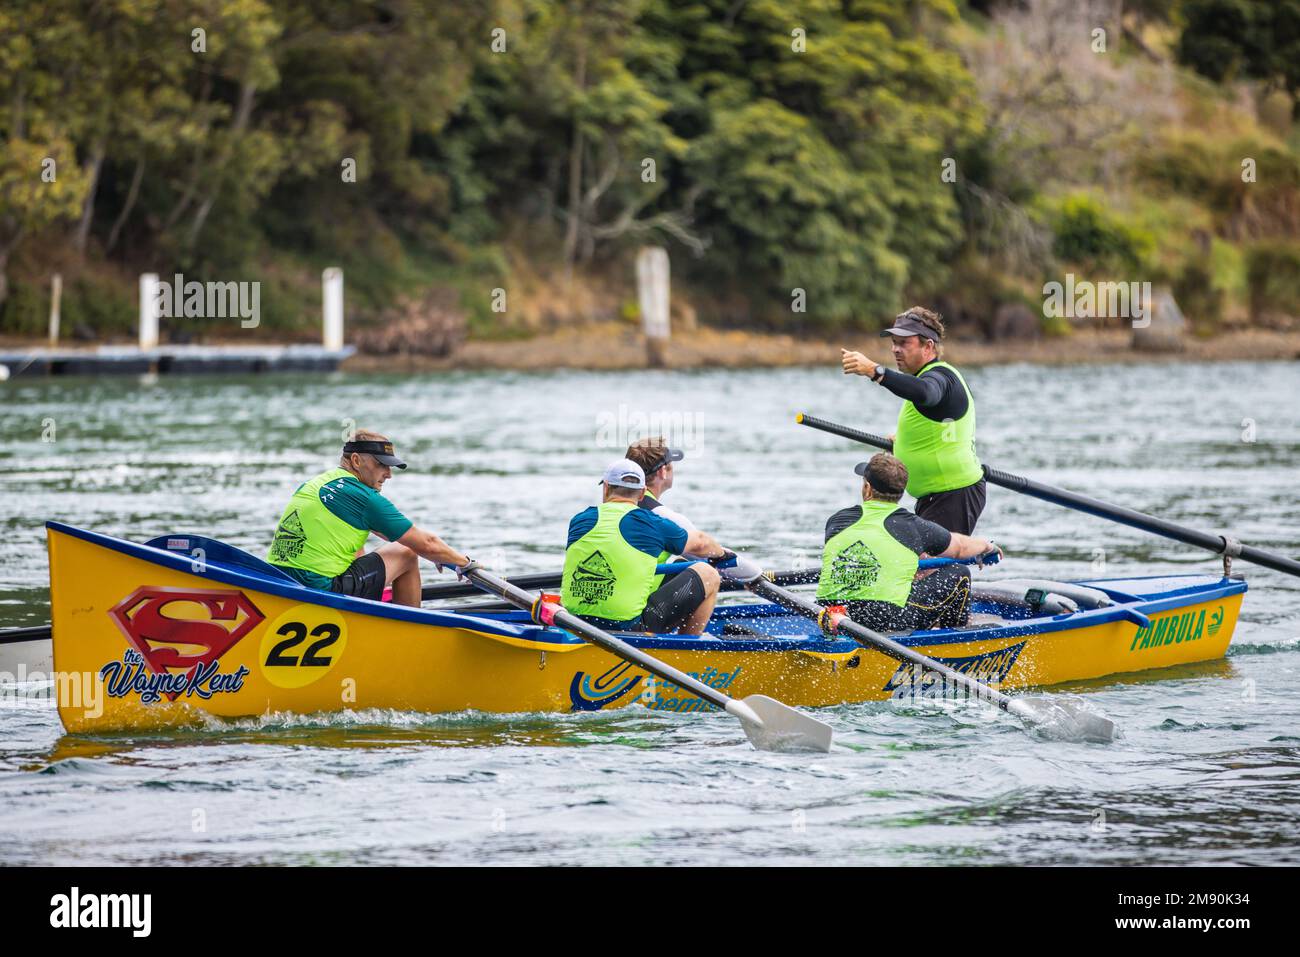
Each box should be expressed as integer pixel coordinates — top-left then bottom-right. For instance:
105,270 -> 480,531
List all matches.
824,505 -> 952,555
879,363 -> 968,422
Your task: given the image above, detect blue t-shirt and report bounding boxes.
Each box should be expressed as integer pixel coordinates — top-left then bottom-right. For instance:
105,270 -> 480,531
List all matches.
566,506 -> 689,557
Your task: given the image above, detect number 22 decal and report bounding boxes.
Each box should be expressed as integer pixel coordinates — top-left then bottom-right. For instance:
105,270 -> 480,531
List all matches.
259,606 -> 349,689
266,621 -> 340,667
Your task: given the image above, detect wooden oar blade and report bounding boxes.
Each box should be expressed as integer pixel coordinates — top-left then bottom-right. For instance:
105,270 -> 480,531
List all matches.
1009,696 -> 1121,744
737,694 -> 834,753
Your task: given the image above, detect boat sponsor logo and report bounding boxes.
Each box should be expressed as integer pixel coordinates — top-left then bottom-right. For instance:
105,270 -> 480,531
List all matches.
826,540 -> 880,592
101,648 -> 251,705
569,660 -> 644,711
569,550 -> 617,606
1207,606 -> 1225,637
105,586 -> 263,702
1129,606 -> 1218,652
641,666 -> 741,712
268,510 -> 307,563
884,642 -> 1025,696
259,604 -> 349,689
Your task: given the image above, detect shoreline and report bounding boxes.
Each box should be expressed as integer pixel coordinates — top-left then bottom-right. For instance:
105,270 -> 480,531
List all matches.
4,324 -> 1299,375
340,324 -> 1300,372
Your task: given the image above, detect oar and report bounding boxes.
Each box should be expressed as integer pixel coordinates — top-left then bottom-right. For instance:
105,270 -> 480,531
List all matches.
0,624 -> 51,644
796,412 -> 1300,579
423,564 -> 822,602
725,566 -> 1119,743
459,564 -> 834,753
661,555 -> 999,575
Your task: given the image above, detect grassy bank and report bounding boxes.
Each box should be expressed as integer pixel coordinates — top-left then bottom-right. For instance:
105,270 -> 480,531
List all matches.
338,323 -> 1300,372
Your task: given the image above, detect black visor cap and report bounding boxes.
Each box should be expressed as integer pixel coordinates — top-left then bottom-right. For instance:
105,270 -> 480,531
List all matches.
344,440 -> 407,469
854,460 -> 905,496
647,447 -> 685,475
878,312 -> 940,342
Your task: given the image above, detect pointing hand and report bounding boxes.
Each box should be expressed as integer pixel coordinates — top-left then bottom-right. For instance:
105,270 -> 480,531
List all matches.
841,349 -> 876,377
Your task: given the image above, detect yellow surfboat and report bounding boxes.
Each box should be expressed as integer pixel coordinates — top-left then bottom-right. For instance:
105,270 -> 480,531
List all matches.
46,522 -> 1246,733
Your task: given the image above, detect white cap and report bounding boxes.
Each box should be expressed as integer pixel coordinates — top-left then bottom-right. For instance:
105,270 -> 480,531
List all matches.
599,458 -> 646,490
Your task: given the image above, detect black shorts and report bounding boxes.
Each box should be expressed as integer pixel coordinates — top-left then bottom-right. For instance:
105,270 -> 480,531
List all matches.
580,568 -> 710,633
829,565 -> 972,632
641,569 -> 710,633
330,552 -> 387,600
915,478 -> 986,535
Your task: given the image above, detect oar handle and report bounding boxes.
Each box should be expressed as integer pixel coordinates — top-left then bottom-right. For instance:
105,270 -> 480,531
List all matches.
462,566 -> 746,717
797,412 -> 1300,580
920,553 -> 1000,569
796,413 -> 893,452
422,570 -> 566,602
420,555 -> 997,605
425,565 -> 825,602
655,561 -> 700,575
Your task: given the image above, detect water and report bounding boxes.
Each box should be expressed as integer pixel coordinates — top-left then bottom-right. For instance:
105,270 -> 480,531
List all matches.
2,362 -> 1298,865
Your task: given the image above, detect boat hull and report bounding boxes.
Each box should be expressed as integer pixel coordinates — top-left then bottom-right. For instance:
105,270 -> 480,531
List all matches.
46,523 -> 1246,733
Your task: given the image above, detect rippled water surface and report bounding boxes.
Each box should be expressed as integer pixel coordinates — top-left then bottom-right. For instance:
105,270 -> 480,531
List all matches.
2,362 -> 1298,865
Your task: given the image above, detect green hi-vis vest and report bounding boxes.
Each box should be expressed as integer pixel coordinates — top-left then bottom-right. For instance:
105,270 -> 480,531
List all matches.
267,467 -> 369,580
817,500 -> 918,607
562,501 -> 658,622
894,360 -> 982,498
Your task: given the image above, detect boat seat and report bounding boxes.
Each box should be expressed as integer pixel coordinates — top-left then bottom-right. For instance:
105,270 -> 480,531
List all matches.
143,533 -> 299,584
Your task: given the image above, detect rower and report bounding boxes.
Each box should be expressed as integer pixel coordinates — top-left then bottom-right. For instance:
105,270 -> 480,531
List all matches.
625,436 -> 702,593
625,436 -> 693,531
817,453 -> 1001,631
840,307 -> 986,533
561,458 -> 730,635
267,430 -> 472,606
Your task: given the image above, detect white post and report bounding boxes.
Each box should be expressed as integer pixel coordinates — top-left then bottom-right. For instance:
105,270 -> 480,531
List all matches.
636,246 -> 670,367
48,273 -> 61,347
322,268 -> 344,350
138,273 -> 160,350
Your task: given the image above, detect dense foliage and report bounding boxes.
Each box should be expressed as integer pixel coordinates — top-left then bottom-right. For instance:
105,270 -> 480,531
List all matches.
1,0 -> 1298,338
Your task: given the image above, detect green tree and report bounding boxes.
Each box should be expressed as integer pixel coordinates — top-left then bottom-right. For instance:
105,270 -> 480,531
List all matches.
1178,0 -> 1300,103
0,1 -> 92,305
657,0 -> 982,325
687,99 -> 905,321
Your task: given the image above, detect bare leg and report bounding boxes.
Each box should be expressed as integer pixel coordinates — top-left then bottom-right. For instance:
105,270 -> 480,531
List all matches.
375,542 -> 420,607
678,565 -> 720,635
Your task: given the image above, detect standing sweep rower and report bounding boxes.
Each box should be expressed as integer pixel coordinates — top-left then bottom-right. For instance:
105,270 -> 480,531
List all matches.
562,458 -> 730,635
267,429 -> 472,606
840,307 -> 986,533
817,454 -> 1000,631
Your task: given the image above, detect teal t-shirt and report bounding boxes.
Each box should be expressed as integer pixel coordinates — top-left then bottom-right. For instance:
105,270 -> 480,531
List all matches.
280,473 -> 414,589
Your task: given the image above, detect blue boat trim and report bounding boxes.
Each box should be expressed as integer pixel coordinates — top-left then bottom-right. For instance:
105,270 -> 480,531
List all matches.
48,521 -> 579,646
46,522 -> 1246,654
